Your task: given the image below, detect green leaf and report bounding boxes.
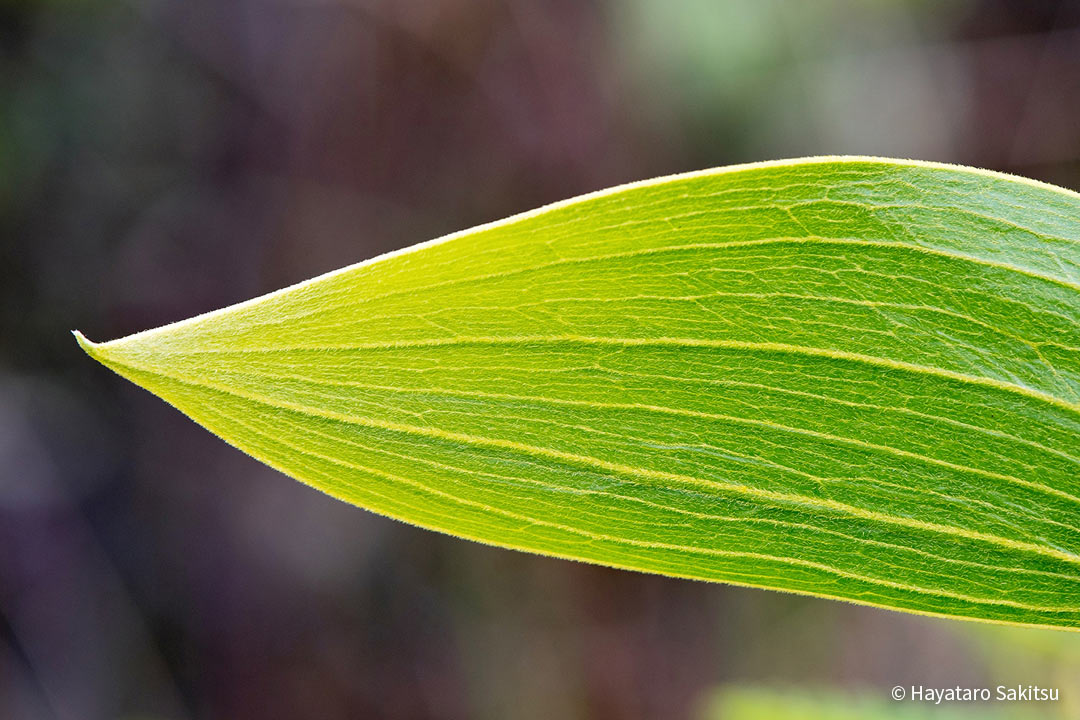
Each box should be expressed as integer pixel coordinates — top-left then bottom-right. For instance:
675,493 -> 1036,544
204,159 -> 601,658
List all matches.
77,157 -> 1080,629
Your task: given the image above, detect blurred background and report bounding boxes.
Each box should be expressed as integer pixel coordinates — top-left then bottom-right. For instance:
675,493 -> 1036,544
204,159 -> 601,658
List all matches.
3,0 -> 1080,718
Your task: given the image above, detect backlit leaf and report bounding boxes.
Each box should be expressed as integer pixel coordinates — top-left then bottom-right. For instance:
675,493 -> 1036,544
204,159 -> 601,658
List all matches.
78,157 -> 1080,629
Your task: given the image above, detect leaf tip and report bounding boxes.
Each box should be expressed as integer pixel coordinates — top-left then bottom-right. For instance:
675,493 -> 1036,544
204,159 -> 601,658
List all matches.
73,329 -> 98,354
74,330 -> 114,368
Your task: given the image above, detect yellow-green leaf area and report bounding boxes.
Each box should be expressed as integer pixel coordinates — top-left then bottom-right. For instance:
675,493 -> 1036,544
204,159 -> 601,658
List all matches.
77,157 -> 1080,629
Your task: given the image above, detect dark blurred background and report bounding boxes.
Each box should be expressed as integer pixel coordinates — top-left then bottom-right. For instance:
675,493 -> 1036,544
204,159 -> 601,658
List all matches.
4,1 -> 1080,718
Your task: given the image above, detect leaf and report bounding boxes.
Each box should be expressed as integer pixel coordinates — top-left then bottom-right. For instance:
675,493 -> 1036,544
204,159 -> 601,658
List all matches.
77,157 -> 1080,629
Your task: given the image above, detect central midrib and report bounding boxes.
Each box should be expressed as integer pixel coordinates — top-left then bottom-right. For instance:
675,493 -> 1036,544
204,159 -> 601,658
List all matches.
115,334 -> 1080,417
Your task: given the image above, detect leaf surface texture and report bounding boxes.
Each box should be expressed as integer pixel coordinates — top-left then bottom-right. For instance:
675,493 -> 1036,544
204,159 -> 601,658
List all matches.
79,157 -> 1080,629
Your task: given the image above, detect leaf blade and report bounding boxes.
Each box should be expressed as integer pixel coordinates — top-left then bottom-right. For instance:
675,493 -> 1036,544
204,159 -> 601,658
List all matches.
78,157 -> 1080,629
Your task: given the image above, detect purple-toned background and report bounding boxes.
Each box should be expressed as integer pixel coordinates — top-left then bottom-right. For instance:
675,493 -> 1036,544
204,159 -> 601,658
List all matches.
3,1 -> 1080,718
